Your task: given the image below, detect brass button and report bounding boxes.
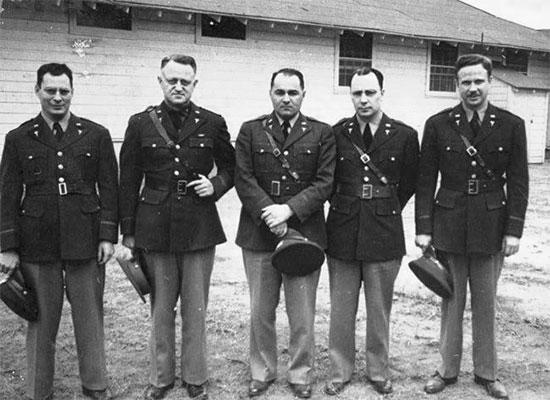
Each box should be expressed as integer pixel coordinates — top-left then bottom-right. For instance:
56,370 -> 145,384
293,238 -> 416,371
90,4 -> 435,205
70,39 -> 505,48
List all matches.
152,143 -> 157,148
446,146 -> 451,151
471,174 -> 477,179
363,176 -> 370,182
283,150 -> 289,156
471,161 -> 477,166
175,144 -> 181,150
58,177 -> 65,183
281,176 -> 287,181
364,166 -> 369,171
57,164 -> 64,170
174,170 -> 180,176
57,151 -> 63,157
174,157 -> 180,163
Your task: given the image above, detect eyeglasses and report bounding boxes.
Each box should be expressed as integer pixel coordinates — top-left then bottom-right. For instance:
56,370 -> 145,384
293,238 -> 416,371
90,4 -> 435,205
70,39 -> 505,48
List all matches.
162,77 -> 194,87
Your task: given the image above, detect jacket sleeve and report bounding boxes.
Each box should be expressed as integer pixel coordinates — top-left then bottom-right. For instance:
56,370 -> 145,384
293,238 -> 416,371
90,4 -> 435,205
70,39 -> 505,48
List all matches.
415,119 -> 439,235
504,117 -> 529,238
234,122 -> 275,225
97,128 -> 119,243
397,128 -> 420,209
0,133 -> 24,252
118,116 -> 144,236
210,116 -> 235,201
286,124 -> 336,222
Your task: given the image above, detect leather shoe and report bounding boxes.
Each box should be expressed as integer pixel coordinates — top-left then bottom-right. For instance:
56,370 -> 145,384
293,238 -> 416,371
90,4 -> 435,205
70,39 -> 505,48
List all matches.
368,379 -> 393,394
288,383 -> 312,398
82,387 -> 111,400
248,379 -> 275,397
143,383 -> 174,400
474,376 -> 509,399
424,372 -> 457,394
182,380 -> 208,399
324,381 -> 348,396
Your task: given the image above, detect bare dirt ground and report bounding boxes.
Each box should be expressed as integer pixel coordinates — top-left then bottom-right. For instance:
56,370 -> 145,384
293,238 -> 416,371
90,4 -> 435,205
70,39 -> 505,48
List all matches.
1,163 -> 549,400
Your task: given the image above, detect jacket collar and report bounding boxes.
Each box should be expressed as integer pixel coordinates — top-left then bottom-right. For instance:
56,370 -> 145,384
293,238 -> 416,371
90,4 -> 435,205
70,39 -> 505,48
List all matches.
342,113 -> 397,152
448,103 -> 500,144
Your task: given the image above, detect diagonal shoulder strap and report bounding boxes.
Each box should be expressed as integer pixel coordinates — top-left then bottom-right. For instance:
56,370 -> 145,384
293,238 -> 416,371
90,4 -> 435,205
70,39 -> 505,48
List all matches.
341,134 -> 388,185
262,121 -> 300,180
148,108 -> 175,148
458,134 -> 495,179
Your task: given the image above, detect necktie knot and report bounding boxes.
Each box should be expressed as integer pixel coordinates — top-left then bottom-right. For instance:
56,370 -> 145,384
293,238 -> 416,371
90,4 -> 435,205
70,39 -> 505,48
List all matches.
53,122 -> 64,141
282,121 -> 291,139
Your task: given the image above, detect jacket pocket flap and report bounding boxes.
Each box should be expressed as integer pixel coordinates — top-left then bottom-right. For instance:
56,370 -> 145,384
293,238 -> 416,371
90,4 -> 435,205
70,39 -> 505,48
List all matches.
330,194 -> 353,214
434,188 -> 458,209
81,196 -> 100,213
486,190 -> 506,210
139,186 -> 170,205
189,137 -> 214,148
141,137 -> 167,148
375,198 -> 401,216
74,146 -> 97,158
20,201 -> 44,217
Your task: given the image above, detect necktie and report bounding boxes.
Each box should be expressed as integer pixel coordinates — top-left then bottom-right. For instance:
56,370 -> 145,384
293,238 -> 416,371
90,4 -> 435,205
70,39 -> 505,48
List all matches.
363,123 -> 373,149
282,121 -> 291,140
53,122 -> 64,142
470,111 -> 481,138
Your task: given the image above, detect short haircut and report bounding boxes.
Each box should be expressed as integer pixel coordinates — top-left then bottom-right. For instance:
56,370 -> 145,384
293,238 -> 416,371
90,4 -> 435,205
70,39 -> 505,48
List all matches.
36,63 -> 73,87
351,67 -> 384,89
270,68 -> 305,90
161,54 -> 197,73
455,54 -> 492,77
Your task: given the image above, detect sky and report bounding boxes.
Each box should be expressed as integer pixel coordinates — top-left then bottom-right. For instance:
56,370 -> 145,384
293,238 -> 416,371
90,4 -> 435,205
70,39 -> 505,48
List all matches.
460,0 -> 550,30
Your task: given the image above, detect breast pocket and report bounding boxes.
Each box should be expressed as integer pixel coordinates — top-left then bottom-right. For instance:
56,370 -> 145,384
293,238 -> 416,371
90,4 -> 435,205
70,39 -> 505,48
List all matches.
188,137 -> 214,171
73,146 -> 98,180
21,150 -> 48,184
293,143 -> 319,173
140,138 -> 172,171
486,143 -> 511,170
377,150 -> 401,176
252,143 -> 278,173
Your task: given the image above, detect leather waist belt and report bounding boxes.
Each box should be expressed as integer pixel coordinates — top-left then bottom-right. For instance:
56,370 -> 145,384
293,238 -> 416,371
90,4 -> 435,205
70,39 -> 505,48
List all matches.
25,182 -> 95,196
145,177 -> 195,195
441,179 -> 503,195
261,180 -> 310,197
335,183 -> 393,199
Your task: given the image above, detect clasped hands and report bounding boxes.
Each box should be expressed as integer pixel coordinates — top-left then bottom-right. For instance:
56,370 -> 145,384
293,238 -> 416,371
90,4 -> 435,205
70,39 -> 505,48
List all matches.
261,204 -> 293,238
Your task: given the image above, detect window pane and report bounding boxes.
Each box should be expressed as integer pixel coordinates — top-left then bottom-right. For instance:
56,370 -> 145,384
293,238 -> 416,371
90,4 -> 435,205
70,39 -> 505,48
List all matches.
202,15 -> 246,40
429,43 -> 457,92
338,31 -> 372,86
76,3 -> 132,30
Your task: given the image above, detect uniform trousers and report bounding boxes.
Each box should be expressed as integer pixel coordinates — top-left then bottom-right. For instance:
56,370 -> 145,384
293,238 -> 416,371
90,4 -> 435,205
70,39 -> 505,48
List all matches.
242,249 -> 321,384
437,251 -> 504,381
142,248 -> 214,387
20,259 -> 107,400
327,257 -> 401,383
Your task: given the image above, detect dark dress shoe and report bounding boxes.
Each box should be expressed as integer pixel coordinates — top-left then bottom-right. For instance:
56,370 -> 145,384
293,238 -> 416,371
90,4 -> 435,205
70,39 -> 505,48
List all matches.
82,387 -> 111,400
324,381 -> 349,396
143,383 -> 174,400
288,383 -> 312,399
474,376 -> 509,399
182,380 -> 208,399
248,379 -> 275,397
424,372 -> 457,394
368,379 -> 393,394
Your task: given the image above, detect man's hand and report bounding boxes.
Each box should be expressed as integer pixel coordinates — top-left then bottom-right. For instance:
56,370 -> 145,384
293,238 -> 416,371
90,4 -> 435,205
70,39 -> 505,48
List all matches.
415,234 -> 432,252
122,235 -> 135,250
0,251 -> 19,279
502,235 -> 520,257
97,241 -> 114,264
187,174 -> 214,197
261,204 -> 294,229
270,222 -> 288,238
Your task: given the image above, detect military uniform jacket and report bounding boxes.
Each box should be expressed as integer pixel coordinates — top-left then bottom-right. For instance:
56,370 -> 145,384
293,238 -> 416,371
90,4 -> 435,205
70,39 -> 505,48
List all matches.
119,102 -> 235,252
235,112 -> 336,251
415,103 -> 529,255
326,114 -> 419,262
0,114 -> 118,262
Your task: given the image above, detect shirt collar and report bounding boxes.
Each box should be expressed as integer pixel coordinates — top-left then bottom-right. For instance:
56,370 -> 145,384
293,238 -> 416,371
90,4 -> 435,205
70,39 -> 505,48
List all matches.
462,103 -> 488,123
41,111 -> 70,131
275,112 -> 300,128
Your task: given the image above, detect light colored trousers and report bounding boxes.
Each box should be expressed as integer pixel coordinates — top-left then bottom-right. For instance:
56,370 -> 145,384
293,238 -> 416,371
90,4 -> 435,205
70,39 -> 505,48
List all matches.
437,252 -> 504,381
327,257 -> 401,383
142,248 -> 214,387
20,259 -> 107,400
242,249 -> 321,384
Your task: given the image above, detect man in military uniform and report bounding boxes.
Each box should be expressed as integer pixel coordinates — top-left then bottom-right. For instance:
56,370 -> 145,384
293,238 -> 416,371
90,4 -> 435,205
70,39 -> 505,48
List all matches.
235,68 -> 336,399
119,54 -> 235,400
323,67 -> 419,396
415,54 -> 528,399
0,63 -> 118,400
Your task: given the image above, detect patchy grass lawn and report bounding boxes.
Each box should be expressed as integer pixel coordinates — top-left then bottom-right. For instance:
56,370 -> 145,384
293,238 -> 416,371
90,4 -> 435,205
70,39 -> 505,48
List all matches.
2,164 -> 550,400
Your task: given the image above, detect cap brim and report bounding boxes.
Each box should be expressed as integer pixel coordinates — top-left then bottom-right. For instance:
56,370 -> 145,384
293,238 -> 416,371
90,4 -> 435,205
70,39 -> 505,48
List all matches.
409,256 -> 453,298
117,256 -> 151,303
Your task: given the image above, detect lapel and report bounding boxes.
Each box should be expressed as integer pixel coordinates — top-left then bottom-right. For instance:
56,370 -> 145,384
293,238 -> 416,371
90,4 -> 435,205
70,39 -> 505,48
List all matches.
448,104 -> 472,140
342,116 -> 365,150
368,113 -> 398,153
26,115 -> 54,147
284,113 -> 311,149
155,103 -> 178,142
263,113 -> 285,145
177,102 -> 207,143
447,103 -> 500,145
57,114 -> 88,149
474,103 -> 500,145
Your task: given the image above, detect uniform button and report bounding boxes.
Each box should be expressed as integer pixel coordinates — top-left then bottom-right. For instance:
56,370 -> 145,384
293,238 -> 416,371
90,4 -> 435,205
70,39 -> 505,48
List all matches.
471,161 -> 477,166
364,166 -> 369,171
471,174 -> 477,179
200,143 -> 204,147
57,164 -> 64,170
363,176 -> 370,182
174,170 -> 180,176
283,150 -> 289,156
58,177 -> 65,183
446,146 -> 451,151
390,156 -> 396,161
152,143 -> 157,148
392,210 -> 397,214
498,147 -> 504,151
28,155 -> 34,159
57,151 -> 63,157
175,144 -> 181,150
174,157 -> 180,163
281,176 -> 287,181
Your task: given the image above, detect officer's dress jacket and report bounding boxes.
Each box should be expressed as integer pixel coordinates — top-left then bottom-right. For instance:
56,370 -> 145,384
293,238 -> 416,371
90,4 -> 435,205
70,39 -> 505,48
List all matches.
415,103 -> 529,254
119,102 -> 235,252
326,114 -> 419,262
0,114 -> 118,262
235,112 -> 336,251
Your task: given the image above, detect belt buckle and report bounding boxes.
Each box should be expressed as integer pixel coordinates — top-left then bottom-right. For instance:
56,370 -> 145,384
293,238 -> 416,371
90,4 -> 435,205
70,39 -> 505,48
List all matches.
361,184 -> 373,199
176,180 -> 188,195
466,146 -> 478,156
467,179 -> 479,195
271,180 -> 281,196
58,182 -> 67,196
360,153 -> 371,164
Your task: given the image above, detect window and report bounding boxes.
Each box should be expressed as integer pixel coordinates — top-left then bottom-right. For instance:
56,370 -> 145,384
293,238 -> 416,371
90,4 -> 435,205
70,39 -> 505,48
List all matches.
76,3 -> 132,31
338,31 -> 372,87
429,42 -> 458,92
501,50 -> 528,74
201,15 -> 246,40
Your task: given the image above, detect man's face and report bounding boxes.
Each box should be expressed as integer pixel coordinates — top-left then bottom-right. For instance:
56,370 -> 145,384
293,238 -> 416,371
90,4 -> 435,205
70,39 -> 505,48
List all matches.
350,72 -> 384,122
456,63 -> 492,111
270,73 -> 305,120
158,60 -> 197,109
35,73 -> 73,121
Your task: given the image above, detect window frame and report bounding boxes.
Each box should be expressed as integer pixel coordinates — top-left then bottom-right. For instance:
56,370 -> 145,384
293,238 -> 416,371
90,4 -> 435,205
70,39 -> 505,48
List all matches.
427,41 -> 459,96
335,30 -> 373,91
69,4 -> 135,35
198,14 -> 247,42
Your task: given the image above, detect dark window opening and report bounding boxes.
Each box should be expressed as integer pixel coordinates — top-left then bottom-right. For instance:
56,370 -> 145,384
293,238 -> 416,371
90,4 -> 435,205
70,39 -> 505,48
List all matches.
201,15 -> 246,40
429,42 -> 458,92
76,3 -> 132,31
338,31 -> 373,87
